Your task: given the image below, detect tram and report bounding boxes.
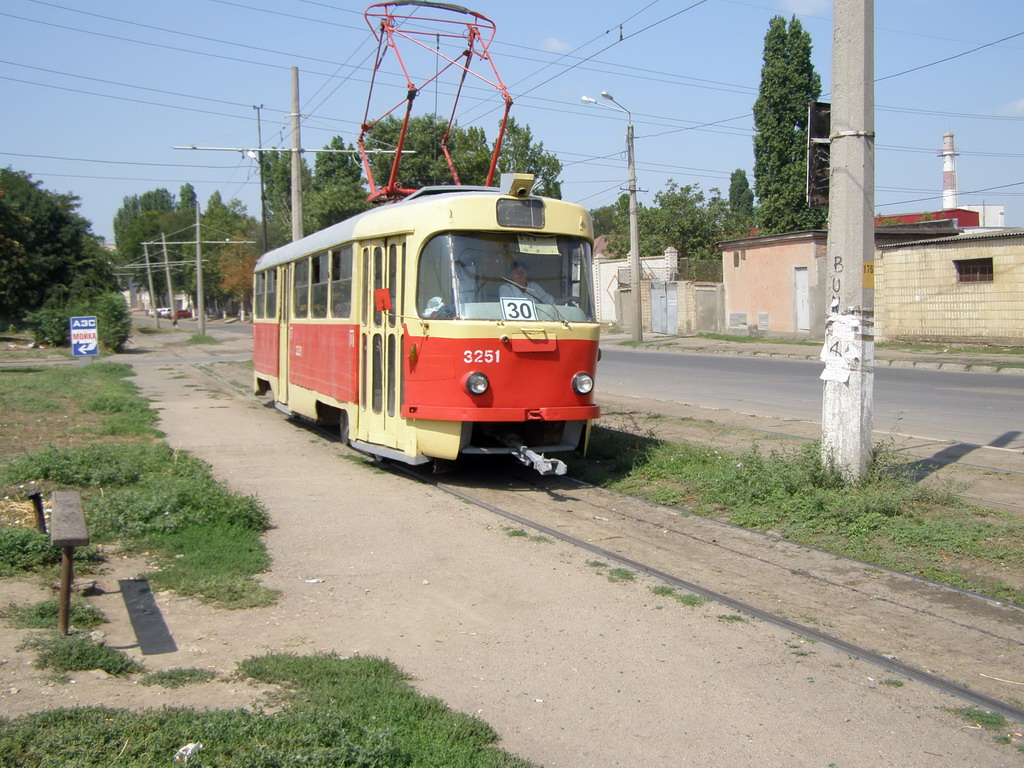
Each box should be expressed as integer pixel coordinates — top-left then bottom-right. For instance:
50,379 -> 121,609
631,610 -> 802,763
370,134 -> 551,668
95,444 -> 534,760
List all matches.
252,174 -> 600,475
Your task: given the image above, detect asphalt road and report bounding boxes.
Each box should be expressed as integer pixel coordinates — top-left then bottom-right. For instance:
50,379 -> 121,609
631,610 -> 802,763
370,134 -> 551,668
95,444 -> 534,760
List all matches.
597,347 -> 1024,451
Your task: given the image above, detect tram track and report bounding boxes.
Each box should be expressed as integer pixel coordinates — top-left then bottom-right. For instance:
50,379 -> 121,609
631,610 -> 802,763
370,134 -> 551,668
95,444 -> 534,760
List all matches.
383,460 -> 1024,723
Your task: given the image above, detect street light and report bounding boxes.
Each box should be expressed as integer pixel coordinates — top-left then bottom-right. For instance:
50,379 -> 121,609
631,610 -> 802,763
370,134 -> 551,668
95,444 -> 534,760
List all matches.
582,92 -> 643,342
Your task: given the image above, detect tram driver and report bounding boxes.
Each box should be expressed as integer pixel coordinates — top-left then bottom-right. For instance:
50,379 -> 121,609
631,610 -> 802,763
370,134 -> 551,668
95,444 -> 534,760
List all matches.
499,260 -> 568,305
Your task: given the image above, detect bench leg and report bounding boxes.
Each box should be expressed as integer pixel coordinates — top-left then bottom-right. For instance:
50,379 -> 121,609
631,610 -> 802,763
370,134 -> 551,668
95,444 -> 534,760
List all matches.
58,547 -> 74,635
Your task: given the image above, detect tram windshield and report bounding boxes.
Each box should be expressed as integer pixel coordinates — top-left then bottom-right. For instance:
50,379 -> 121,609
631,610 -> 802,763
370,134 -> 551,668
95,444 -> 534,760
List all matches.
417,232 -> 595,322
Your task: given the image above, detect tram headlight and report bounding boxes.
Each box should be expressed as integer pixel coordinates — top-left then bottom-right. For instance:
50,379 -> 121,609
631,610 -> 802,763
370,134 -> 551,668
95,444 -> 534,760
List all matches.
571,372 -> 594,395
466,371 -> 490,396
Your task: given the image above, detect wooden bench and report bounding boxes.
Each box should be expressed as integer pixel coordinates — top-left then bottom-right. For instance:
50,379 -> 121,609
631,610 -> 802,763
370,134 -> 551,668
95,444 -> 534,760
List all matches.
49,491 -> 89,634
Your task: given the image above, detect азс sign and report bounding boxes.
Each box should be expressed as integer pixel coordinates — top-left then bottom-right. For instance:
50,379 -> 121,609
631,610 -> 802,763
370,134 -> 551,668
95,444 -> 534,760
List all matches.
70,316 -> 99,357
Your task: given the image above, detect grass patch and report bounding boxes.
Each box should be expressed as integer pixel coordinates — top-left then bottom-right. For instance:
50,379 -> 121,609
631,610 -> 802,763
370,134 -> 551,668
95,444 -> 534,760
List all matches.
649,585 -> 710,607
0,362 -> 160,454
577,429 -> 1024,606
0,653 -> 539,767
504,527 -> 552,543
606,568 -> 635,583
717,614 -> 748,623
139,667 -> 217,688
144,523 -> 279,608
186,334 -> 220,345
1,366 -> 275,610
18,632 -> 145,676
947,707 -> 1008,730
0,599 -> 106,630
694,332 -> 819,347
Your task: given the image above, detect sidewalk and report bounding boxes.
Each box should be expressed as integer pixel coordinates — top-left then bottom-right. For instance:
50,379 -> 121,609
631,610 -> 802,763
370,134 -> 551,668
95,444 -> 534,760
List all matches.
600,331 -> 1024,374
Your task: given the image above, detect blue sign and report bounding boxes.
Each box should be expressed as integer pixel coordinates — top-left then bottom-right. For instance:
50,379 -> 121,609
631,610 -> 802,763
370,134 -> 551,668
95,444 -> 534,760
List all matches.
70,316 -> 99,357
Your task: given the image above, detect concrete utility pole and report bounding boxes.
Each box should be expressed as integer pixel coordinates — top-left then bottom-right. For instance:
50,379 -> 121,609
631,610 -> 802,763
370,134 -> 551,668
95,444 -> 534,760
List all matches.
195,204 -> 206,337
161,232 -> 175,314
821,0 -> 875,481
143,243 -> 159,329
625,119 -> 643,343
290,66 -> 304,242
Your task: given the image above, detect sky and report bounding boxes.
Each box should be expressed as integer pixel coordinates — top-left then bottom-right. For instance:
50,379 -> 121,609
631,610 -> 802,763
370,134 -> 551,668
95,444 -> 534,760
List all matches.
4,0 -> 1024,243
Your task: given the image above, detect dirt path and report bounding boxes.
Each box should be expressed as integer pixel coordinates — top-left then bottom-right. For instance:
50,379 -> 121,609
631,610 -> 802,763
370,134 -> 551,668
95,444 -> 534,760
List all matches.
2,331 -> 1022,767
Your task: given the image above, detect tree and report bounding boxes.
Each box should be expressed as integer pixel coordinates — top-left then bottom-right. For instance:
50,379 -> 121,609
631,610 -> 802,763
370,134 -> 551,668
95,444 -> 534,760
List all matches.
643,182 -> 729,261
306,136 -> 370,232
726,169 -> 756,236
362,115 -> 562,197
593,182 -> 727,264
752,15 -> 825,234
0,168 -> 114,324
260,149 -> 312,250
494,118 -> 563,198
589,195 -> 630,241
198,191 -> 258,314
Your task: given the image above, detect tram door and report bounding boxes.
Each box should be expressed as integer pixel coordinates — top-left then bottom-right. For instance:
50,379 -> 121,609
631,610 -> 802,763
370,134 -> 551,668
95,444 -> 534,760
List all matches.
277,264 -> 290,405
358,239 -> 406,449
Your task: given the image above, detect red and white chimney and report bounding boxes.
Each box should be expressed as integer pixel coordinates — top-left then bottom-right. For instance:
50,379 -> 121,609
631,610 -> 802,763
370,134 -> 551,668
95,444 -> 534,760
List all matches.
940,132 -> 958,209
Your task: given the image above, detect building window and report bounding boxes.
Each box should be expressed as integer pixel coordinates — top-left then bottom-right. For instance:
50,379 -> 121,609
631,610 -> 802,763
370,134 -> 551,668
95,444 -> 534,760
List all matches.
954,257 -> 993,283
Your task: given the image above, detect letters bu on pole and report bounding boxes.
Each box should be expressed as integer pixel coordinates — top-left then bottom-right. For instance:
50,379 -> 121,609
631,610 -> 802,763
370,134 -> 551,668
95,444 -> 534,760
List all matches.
69,316 -> 99,357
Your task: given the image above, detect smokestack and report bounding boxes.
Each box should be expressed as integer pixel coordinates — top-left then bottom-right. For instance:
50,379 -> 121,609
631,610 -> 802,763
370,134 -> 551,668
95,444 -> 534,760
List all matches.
939,132 -> 958,209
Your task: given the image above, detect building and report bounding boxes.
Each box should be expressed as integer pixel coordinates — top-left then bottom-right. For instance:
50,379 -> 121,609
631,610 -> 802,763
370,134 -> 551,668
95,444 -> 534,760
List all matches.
876,228 -> 1024,345
716,221 -> 961,340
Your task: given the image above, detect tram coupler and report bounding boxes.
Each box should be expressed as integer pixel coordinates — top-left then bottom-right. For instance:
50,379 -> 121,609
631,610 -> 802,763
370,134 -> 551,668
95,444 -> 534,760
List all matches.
504,439 -> 567,476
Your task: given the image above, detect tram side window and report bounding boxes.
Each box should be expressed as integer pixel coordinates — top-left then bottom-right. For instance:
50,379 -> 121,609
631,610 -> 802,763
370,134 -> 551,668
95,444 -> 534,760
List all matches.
293,258 -> 310,318
310,251 -> 329,318
254,272 -> 265,319
265,269 -> 277,318
331,245 -> 353,318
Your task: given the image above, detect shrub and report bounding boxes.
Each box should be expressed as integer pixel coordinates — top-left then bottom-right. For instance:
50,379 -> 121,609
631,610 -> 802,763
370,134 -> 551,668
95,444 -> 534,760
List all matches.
22,293 -> 132,351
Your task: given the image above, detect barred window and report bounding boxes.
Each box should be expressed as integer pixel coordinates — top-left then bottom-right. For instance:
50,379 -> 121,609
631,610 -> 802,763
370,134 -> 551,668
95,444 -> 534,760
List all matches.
954,257 -> 993,283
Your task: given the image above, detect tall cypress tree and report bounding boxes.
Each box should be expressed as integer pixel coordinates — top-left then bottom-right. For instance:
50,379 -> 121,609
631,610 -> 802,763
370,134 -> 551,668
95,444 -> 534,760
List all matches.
752,15 -> 825,234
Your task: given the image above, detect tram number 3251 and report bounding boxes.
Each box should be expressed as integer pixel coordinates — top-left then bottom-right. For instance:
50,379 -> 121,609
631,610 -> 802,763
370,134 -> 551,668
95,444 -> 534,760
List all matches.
464,349 -> 502,364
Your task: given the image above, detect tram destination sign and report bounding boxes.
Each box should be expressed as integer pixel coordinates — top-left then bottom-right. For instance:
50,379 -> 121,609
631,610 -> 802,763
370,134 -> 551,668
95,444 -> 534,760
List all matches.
70,316 -> 99,357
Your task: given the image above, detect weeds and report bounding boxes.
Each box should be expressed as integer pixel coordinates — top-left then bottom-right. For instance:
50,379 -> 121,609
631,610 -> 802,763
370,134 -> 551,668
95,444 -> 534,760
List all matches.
1,367 -> 275,608
581,429 -> 1024,605
0,599 -> 106,631
18,632 -> 144,676
649,585 -> 710,607
139,668 -> 217,688
0,653 -> 538,767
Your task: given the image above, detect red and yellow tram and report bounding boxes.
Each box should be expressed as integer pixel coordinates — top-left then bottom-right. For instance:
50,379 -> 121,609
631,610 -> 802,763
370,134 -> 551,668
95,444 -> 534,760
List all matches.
253,174 -> 600,474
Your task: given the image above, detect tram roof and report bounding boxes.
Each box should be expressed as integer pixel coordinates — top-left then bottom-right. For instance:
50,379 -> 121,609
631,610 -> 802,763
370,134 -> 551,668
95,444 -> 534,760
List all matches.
254,185 -> 553,272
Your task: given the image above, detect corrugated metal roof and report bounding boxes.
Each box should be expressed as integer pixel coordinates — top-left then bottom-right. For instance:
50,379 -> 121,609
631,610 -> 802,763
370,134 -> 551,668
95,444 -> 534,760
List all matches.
878,227 -> 1024,249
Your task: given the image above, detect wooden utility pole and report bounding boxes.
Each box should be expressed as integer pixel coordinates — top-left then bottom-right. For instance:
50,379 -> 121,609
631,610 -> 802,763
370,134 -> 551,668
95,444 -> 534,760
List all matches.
821,0 -> 875,481
290,66 -> 304,242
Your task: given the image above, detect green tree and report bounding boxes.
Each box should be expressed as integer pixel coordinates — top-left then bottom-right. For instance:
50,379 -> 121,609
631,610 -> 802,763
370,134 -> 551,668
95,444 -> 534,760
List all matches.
643,181 -> 728,261
306,136 -> 370,231
0,168 -> 114,324
726,168 -> 756,235
595,183 -> 727,264
260,149 -> 312,250
494,117 -> 563,198
752,15 -> 825,234
364,114 -> 490,193
113,188 -> 178,268
362,114 -> 561,197
196,191 -> 258,313
590,195 -> 630,241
